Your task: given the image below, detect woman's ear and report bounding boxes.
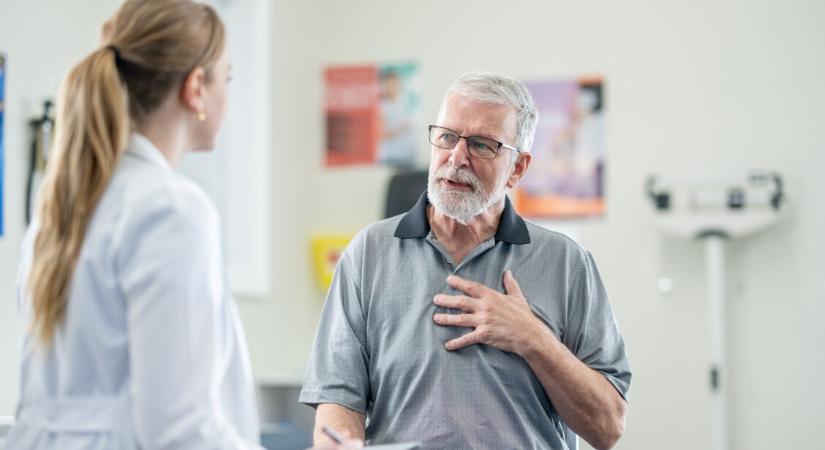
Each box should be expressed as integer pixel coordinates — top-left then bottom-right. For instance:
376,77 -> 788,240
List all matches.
180,67 -> 206,114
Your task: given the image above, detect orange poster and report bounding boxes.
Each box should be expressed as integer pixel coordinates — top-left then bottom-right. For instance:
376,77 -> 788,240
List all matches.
324,66 -> 379,166
325,63 -> 419,168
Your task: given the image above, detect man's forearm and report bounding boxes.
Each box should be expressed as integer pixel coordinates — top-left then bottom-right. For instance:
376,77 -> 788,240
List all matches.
313,403 -> 366,446
520,324 -> 627,450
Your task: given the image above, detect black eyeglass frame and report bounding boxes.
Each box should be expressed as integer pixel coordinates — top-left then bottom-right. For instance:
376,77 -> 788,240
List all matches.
428,125 -> 525,159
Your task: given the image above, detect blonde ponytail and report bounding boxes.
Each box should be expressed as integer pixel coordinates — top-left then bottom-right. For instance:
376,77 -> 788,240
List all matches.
28,47 -> 129,345
27,0 -> 225,345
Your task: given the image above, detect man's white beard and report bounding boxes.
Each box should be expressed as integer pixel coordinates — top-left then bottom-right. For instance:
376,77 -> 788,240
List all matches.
427,165 -> 509,225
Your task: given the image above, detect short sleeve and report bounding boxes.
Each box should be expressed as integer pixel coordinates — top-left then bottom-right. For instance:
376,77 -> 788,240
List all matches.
299,235 -> 371,413
564,251 -> 632,400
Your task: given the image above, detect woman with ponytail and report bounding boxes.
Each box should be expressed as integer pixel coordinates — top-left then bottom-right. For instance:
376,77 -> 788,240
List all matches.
6,1 -> 272,448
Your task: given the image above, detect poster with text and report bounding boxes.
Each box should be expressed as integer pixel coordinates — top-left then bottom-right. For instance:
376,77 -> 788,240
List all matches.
514,77 -> 605,218
325,63 -> 419,168
0,53 -> 5,236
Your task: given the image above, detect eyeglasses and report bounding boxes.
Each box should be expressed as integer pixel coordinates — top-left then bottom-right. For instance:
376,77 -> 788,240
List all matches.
428,125 -> 522,159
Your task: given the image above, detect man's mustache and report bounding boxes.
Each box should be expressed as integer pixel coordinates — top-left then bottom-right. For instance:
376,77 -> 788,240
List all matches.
436,167 -> 481,192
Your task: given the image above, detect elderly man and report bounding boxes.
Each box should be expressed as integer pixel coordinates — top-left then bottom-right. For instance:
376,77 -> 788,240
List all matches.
300,72 -> 631,450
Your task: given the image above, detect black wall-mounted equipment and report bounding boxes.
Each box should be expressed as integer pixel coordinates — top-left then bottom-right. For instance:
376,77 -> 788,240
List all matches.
27,99 -> 54,224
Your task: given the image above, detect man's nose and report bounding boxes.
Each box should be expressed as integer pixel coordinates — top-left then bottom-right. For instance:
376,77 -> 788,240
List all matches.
448,137 -> 471,168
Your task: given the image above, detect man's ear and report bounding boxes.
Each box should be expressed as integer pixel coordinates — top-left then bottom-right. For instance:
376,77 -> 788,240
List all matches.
506,153 -> 532,188
180,67 -> 207,114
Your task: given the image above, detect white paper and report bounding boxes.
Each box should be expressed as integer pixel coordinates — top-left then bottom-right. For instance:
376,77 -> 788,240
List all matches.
366,442 -> 420,450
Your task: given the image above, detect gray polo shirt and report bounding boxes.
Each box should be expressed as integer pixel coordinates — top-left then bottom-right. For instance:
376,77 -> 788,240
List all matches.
300,193 -> 631,450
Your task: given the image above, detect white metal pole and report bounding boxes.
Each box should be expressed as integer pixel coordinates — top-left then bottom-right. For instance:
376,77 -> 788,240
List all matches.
704,234 -> 728,450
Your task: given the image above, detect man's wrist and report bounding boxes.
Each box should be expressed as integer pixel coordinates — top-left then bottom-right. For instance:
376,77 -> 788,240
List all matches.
518,317 -> 562,364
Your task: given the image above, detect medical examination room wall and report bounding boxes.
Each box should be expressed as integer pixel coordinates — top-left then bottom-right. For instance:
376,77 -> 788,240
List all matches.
269,1 -> 825,449
1,1 -> 824,449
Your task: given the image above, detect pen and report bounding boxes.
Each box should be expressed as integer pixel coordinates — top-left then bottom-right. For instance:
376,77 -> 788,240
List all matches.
322,425 -> 346,444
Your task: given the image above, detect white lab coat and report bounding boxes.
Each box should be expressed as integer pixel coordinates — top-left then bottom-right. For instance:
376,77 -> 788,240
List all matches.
7,134 -> 263,450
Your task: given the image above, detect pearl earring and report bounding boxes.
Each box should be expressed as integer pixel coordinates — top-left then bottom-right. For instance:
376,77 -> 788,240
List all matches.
197,111 -> 207,122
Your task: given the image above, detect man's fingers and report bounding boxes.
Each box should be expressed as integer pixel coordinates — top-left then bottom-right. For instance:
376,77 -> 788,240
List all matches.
446,275 -> 488,298
502,270 -> 524,297
444,329 -> 482,351
433,294 -> 478,312
433,312 -> 477,328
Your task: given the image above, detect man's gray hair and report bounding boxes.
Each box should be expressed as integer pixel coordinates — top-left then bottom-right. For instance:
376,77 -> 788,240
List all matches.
443,72 -> 539,154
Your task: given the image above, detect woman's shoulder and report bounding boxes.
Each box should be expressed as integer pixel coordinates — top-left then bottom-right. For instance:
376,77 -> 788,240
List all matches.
94,157 -> 221,258
111,154 -> 217,221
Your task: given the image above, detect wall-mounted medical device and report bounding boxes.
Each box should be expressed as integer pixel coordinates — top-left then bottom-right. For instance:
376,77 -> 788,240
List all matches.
27,99 -> 54,224
646,169 -> 785,450
645,170 -> 784,239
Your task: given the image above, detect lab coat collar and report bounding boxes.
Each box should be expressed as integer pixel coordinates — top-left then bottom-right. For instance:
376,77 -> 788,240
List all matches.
126,133 -> 173,171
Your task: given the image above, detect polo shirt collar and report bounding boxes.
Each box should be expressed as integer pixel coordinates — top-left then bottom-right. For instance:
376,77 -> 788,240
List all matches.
394,192 -> 531,245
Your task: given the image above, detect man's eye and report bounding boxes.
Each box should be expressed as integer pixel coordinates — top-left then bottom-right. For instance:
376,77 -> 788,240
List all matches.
471,141 -> 492,151
439,134 -> 457,144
